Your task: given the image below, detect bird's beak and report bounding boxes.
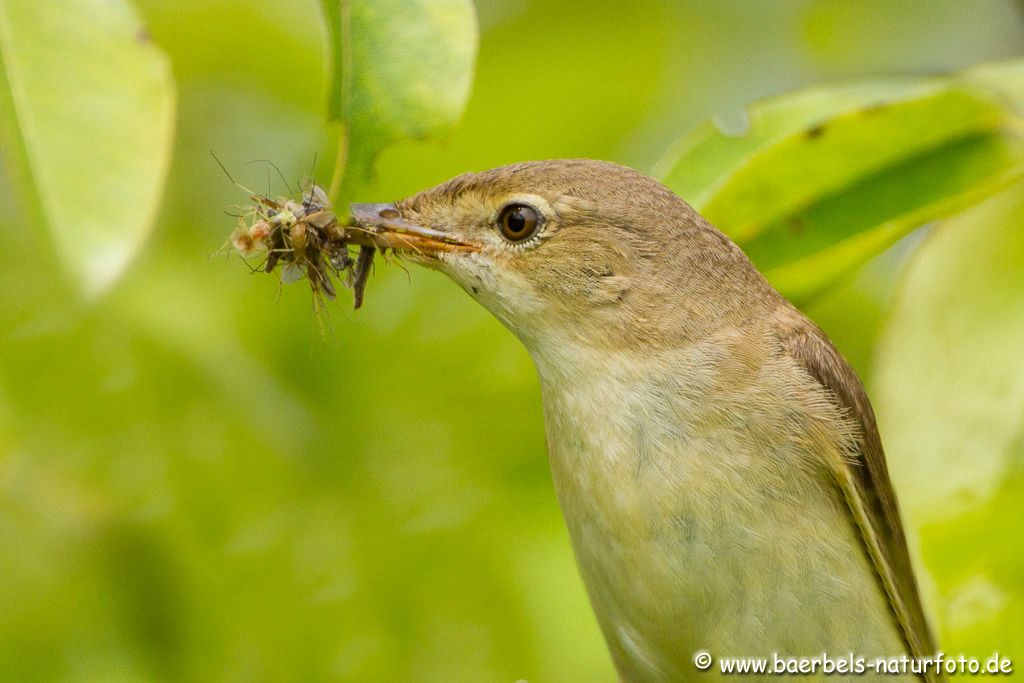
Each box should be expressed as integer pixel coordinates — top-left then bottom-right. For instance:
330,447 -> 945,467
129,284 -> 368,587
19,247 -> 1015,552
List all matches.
348,203 -> 479,255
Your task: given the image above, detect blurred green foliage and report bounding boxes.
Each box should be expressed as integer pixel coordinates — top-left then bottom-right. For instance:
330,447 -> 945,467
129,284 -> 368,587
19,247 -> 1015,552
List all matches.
0,0 -> 174,296
875,186 -> 1024,657
1,1 -> 1023,681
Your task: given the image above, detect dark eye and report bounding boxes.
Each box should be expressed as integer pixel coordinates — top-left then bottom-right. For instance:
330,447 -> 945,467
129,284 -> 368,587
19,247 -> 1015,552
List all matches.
497,203 -> 541,242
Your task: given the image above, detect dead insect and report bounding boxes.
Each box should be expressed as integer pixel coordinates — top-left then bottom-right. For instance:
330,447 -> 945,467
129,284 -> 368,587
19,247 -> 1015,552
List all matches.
218,156 -> 383,311
351,245 -> 376,309
230,217 -> 271,256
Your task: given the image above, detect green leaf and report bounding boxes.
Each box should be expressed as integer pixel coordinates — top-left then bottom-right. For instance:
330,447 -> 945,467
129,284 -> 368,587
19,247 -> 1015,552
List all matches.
872,184 -> 1024,655
759,138 -> 1024,301
654,64 -> 1024,303
652,79 -> 938,210
320,0 -> 477,197
0,0 -> 176,297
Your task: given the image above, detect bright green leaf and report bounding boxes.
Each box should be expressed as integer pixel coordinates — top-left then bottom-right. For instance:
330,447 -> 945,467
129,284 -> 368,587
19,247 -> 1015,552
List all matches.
654,63 -> 1024,303
759,136 -> 1024,302
0,0 -> 176,297
320,0 -> 477,197
872,184 -> 1024,655
652,79 -> 937,210
695,87 -> 1005,243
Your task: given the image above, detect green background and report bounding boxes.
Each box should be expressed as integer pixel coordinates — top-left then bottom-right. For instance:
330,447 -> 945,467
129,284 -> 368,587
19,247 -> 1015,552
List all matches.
1,1 -> 1022,680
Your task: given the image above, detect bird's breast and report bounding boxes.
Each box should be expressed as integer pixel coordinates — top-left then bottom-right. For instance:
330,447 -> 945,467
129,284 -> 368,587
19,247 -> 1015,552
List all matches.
530,339 -> 907,681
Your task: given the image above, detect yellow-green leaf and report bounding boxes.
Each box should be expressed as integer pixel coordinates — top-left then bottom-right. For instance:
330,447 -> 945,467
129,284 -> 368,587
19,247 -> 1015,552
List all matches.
654,62 -> 1024,304
0,0 -> 176,297
320,0 -> 477,196
699,87 -> 1004,242
873,184 -> 1024,657
653,79 -> 939,213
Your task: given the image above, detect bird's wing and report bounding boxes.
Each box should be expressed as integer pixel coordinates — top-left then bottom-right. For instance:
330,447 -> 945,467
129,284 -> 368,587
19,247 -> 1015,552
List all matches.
774,307 -> 938,680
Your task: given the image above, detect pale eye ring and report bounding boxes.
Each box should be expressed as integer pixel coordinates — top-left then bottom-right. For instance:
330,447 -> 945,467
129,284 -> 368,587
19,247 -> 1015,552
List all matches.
496,203 -> 542,242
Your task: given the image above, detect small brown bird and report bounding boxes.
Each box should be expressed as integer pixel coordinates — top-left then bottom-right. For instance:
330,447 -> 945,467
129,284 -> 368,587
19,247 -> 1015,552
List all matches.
351,160 -> 937,682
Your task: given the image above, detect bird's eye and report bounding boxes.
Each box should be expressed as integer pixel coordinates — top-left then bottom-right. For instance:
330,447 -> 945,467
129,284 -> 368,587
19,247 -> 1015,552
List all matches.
497,203 -> 541,242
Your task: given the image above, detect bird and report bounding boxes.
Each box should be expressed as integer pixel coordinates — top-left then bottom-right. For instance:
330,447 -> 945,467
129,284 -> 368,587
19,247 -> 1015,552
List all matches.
349,159 -> 938,682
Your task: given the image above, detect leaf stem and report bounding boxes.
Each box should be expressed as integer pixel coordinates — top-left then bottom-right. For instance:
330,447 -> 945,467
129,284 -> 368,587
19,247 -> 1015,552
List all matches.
326,0 -> 351,208
327,121 -> 348,207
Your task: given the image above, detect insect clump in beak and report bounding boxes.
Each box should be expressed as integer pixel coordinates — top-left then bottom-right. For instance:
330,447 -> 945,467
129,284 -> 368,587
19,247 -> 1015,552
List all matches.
227,182 -> 380,309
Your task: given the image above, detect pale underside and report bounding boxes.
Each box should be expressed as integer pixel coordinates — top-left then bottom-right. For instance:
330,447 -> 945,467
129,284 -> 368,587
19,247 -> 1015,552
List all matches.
531,323 -> 918,682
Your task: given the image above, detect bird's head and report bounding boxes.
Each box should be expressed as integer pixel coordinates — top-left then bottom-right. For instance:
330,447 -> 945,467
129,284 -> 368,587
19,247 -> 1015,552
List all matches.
351,159 -> 773,356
